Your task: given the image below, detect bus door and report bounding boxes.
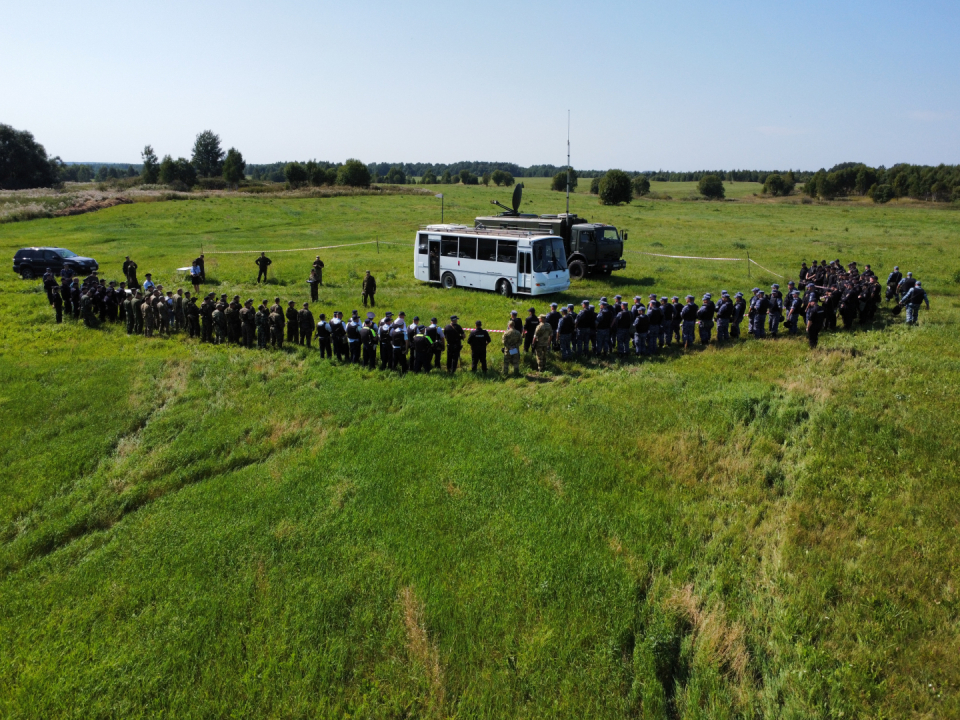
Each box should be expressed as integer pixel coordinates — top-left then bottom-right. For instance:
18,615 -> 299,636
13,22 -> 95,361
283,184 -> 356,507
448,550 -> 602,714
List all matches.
517,250 -> 532,293
428,239 -> 440,281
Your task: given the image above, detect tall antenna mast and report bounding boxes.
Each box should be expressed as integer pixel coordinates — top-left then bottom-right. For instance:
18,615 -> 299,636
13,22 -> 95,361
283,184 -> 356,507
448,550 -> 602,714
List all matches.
566,110 -> 571,215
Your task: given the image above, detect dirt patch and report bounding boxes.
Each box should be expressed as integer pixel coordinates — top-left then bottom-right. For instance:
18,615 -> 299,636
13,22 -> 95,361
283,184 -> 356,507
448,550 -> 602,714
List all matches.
400,586 -> 445,716
53,196 -> 132,217
666,584 -> 750,684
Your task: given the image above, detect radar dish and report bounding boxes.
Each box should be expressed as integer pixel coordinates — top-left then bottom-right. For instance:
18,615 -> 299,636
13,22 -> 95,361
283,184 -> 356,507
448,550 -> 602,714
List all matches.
511,183 -> 524,212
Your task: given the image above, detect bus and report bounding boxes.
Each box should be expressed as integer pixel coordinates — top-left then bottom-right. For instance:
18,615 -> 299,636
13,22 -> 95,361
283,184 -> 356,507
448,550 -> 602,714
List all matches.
413,224 -> 570,297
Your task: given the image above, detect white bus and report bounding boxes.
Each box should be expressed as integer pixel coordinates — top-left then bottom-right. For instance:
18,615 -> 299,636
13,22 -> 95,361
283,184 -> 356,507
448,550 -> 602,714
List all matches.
413,224 -> 570,297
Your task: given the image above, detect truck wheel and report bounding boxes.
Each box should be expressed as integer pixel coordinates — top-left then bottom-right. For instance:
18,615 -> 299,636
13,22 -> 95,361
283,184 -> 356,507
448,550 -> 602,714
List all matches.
20,268 -> 34,280
441,273 -> 456,289
568,260 -> 586,280
497,279 -> 512,297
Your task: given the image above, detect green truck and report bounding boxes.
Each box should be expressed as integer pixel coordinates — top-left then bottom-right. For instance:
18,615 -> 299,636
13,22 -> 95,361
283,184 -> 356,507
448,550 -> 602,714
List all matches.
474,185 -> 627,279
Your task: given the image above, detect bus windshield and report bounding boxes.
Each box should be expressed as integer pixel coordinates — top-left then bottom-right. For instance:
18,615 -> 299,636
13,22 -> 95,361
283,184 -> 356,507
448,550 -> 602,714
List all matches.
532,238 -> 567,272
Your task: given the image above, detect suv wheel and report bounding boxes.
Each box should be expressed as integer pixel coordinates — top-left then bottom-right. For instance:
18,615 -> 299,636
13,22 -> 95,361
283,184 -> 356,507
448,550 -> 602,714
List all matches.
20,267 -> 35,280
441,273 -> 456,289
498,279 -> 512,297
568,260 -> 587,280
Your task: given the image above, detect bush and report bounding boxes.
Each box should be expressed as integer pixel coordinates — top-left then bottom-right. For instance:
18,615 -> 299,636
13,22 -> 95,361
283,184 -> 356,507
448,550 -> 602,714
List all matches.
285,162 -> 309,188
871,184 -> 894,204
481,172 -> 491,186
422,170 -> 437,184
698,174 -> 725,199
222,148 -> 245,185
491,170 -> 514,187
337,159 -> 371,187
763,173 -> 786,196
197,177 -> 227,190
384,165 -> 406,185
632,175 -> 650,196
459,170 -> 479,185
598,170 -> 633,205
589,176 -> 600,194
551,169 -> 578,192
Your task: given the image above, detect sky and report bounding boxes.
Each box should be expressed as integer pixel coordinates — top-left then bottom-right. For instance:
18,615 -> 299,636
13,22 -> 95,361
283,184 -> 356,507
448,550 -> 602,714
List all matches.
2,0 -> 958,170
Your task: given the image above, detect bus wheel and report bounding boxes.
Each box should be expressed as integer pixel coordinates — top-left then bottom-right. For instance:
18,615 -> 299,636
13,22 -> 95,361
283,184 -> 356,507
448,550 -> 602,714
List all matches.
568,260 -> 586,280
497,280 -> 512,297
441,273 -> 456,289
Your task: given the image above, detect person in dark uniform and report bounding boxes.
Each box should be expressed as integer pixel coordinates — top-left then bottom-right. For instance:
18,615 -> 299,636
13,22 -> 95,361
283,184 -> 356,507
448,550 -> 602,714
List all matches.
230,295 -> 244,343
330,312 -> 346,360
696,293 -> 715,345
345,312 -> 362,363
730,292 -> 744,340
753,290 -> 769,338
361,271 -> 377,307
200,294 -> 214,342
557,307 -> 575,359
390,321 -> 408,373
255,252 -> 272,283
360,319 -> 377,368
378,312 -> 394,369
595,300 -> 614,356
284,301 -> 298,345
680,295 -> 698,349
239,300 -> 255,348
522,307 -> 539,353
51,286 -> 63,323
269,306 -> 284,348
715,292 -> 732,341
316,314 -> 332,358
411,326 -> 434,373
299,303 -> 314,347
42,268 -> 56,305
545,302 -> 562,351
444,315 -> 465,372
632,305 -> 649,356
193,254 -> 205,282
312,256 -> 324,285
670,296 -> 682,343
508,310 -> 523,333
806,299 -> 824,348
886,266 -> 902,301
123,256 -> 139,288
614,302 -> 632,357
575,300 -> 595,355
658,297 -> 673,347
426,317 -> 444,370
646,294 -> 663,354
308,268 -> 320,302
468,320 -> 492,372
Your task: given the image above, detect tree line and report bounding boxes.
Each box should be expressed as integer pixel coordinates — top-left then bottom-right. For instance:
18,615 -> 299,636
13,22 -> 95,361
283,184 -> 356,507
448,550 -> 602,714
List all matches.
804,162 -> 960,203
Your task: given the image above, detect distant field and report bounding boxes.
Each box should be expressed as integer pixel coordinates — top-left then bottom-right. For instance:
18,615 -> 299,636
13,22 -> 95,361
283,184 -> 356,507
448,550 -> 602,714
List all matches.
1,182 -> 958,718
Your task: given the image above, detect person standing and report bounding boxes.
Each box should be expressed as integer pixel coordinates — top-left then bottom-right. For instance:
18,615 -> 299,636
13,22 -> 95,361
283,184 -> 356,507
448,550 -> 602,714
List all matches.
191,262 -> 202,294
42,268 -> 57,305
545,302 -> 562,351
213,301 -> 226,345
557,307 -> 575,360
731,292 -> 745,339
680,295 -> 697,349
299,303 -> 314,347
902,281 -> 929,325
696,293 -> 715,345
753,290 -> 769,338
345,312 -> 363,362
201,294 -> 214,343
193,253 -> 205,282
646,294 -> 662,355
532,315 -> 553,372
240,300 -> 255,348
142,274 -> 155,294
595,300 -> 614,357
361,271 -> 377,307
123,256 -> 139,288
715,292 -> 732,342
360,319 -> 377,368
316,314 -> 332,357
426,317 -> 444,370
312,256 -> 325,285
286,301 -> 300,345
444,315 -> 465,373
614,302 -> 632,357
330,312 -> 346,360
141,293 -> 154,336
308,269 -> 320,302
390,321 -> 409,373
122,291 -> 134,334
768,284 -> 784,337
378,313 -> 394,369
411,326 -> 433,373
632,306 -> 649,356
468,320 -> 492,372
51,287 -> 63,323
255,252 -> 272,283
886,266 -> 902,301
522,307 -> 539,353
575,300 -> 595,355
269,306 -> 284,348
658,297 -> 673,347
805,299 -> 824,348
502,322 -> 522,376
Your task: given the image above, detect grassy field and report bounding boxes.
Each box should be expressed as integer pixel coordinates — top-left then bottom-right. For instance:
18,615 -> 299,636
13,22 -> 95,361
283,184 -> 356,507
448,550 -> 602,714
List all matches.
1,180 -> 959,719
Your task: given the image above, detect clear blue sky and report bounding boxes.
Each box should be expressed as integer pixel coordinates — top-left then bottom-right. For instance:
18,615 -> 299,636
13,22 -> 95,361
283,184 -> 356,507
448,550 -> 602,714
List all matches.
2,0 -> 958,170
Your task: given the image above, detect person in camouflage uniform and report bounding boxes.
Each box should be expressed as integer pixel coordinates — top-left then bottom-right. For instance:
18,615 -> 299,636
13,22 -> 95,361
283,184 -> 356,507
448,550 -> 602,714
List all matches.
239,299 -> 255,348
269,307 -> 284,348
142,294 -> 154,337
532,314 -> 553,372
502,322 -> 522,376
212,301 -> 226,345
123,292 -> 135,334
255,304 -> 269,348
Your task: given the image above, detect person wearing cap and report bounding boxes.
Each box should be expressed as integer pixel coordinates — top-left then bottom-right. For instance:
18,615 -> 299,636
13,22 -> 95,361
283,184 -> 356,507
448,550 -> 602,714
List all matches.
680,295 -> 697,349
575,300 -> 596,355
190,260 -> 202,294
522,307 -> 539,353
298,302 -> 315,348
747,287 -> 760,336
632,305 -> 649,357
122,288 -> 134,334
658,297 -> 672,347
696,294 -> 715,345
902,281 -> 929,324
255,252 -> 272,283
886,266 -> 902,301
426,317 -> 445,370
50,285 -> 63,323
545,302 -> 562,351
557,307 -> 575,360
532,314 -> 554,371
502,319 -> 523,377
444,315 -> 465,372
646,294 -> 663,355
669,296 -> 682,344
316,313 -> 333,358
140,287 -> 154,336
285,300 -> 300,346
186,293 -> 200,339
409,325 -> 432,373
785,290 -> 803,336
228,295 -> 243,343
254,302 -> 268,349
378,313 -> 395,369
509,309 -> 523,333
42,267 -> 57,305
345,311 -> 362,363
768,284 -> 784,338
269,302 -> 285,349
123,255 -> 138,288
238,299 -> 255,348
194,293 -> 209,343
798,261 -> 809,285
361,270 -> 377,308
142,273 -> 155,293
897,271 -> 916,302
359,318 -> 377,368
60,273 -> 73,318
390,318 -> 409,373
467,320 -> 492,373
193,253 -> 205,283
595,299 -> 614,356
312,256 -> 325,285
805,296 -> 825,348
330,311 -> 347,360
716,292 -> 733,342
753,290 -> 769,338
307,268 -> 320,302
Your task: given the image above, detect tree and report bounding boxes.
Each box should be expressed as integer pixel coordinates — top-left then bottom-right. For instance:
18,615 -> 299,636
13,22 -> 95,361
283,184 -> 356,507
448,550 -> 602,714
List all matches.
854,166 -> 877,195
441,170 -> 452,184
632,175 -> 650,196
222,148 -> 246,185
285,161 -> 309,188
763,173 -> 786,196
158,155 -> 177,185
336,158 -> 371,187
141,145 -> 159,184
422,170 -> 437,184
0,124 -> 61,190
698,174 -> 725,199
491,169 -> 505,186
174,157 -> 197,188
481,172 -> 491,186
598,170 -> 632,205
871,184 -> 894,204
384,165 -> 406,184
589,176 -> 600,194
459,169 -> 478,185
191,130 -> 225,177
501,171 -> 515,187
551,169 -> 578,192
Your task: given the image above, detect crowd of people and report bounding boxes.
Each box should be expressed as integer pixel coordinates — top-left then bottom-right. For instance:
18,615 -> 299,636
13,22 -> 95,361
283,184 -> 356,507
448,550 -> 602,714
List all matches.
39,256 -> 929,375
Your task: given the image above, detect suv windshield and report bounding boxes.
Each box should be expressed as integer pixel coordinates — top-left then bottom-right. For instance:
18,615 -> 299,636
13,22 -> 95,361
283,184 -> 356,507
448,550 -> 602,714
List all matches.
55,249 -> 78,258
599,228 -> 620,243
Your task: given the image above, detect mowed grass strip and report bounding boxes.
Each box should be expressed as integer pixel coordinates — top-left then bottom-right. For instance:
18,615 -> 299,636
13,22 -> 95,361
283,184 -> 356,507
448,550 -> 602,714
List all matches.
0,184 -> 958,718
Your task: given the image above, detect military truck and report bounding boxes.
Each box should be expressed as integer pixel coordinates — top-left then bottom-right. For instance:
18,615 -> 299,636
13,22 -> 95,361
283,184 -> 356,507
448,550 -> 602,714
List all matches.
474,184 -> 627,279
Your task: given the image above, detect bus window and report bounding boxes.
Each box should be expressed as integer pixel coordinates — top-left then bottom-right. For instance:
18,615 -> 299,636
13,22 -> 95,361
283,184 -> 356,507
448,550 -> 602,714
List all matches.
532,242 -> 545,271
459,236 -> 477,259
418,234 -> 428,254
532,239 -> 567,272
497,240 -> 517,264
478,237 -> 497,261
441,236 -> 458,257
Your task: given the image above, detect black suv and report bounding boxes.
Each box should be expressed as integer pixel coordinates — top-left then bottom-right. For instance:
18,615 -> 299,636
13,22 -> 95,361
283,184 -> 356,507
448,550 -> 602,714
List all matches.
13,247 -> 99,279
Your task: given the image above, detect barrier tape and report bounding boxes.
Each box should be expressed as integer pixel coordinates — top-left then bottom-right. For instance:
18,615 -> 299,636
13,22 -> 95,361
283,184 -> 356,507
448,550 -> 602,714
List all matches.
627,250 -> 743,261
202,240 -> 392,255
748,258 -> 786,279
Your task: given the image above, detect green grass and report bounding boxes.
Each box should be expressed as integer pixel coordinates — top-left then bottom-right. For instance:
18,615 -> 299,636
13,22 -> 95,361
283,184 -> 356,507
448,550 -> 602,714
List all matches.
1,183 -> 959,718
